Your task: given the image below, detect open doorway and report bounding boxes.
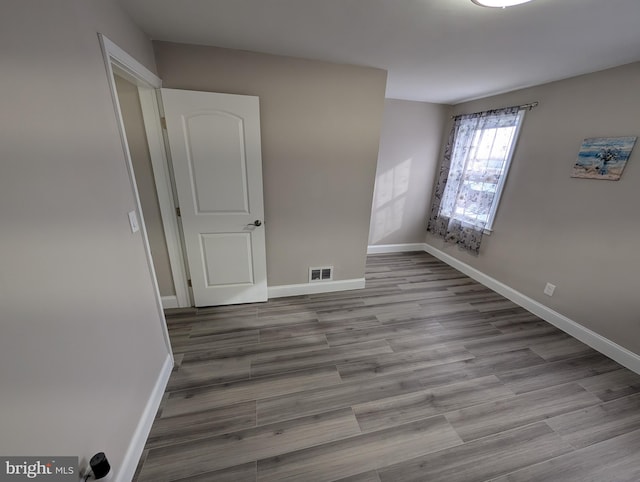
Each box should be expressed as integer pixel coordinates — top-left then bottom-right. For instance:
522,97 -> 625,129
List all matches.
113,75 -> 181,308
115,77 -> 178,308
100,34 -> 269,310
99,34 -> 191,310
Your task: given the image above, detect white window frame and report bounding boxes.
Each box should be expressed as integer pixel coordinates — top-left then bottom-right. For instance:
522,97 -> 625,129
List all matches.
449,109 -> 526,234
484,109 -> 525,232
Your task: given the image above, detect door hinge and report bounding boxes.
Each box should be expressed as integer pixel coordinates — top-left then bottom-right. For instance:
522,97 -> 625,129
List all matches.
187,279 -> 192,288
160,117 -> 167,129
176,207 -> 181,217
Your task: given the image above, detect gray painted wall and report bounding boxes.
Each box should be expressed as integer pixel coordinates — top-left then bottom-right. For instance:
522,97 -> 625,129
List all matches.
426,62 -> 640,355
115,75 -> 176,297
369,99 -> 450,245
153,41 -> 388,286
0,0 -> 170,475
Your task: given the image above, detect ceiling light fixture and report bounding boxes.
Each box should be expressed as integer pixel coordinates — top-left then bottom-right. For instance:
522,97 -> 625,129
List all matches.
471,0 -> 534,7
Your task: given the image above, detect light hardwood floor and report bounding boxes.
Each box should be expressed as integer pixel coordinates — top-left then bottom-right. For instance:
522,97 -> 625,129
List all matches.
134,252 -> 640,481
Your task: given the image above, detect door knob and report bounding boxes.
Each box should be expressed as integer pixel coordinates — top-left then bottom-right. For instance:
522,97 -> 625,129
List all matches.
247,220 -> 262,227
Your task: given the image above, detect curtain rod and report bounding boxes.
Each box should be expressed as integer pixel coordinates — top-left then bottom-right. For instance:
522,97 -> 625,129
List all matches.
452,101 -> 539,119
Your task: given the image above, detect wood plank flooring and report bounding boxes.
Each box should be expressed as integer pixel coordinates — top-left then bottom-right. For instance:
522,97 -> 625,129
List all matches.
134,252 -> 640,481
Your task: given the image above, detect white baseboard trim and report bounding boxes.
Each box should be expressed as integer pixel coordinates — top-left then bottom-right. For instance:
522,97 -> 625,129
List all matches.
268,278 -> 366,299
367,243 -> 428,255
118,353 -> 173,482
423,243 -> 640,375
161,295 -> 179,309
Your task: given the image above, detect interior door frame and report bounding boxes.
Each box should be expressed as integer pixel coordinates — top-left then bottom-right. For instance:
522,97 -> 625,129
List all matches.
98,34 -> 191,310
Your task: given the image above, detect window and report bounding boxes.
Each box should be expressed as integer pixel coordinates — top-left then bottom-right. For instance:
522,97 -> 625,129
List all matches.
439,108 -> 525,232
428,105 -> 531,253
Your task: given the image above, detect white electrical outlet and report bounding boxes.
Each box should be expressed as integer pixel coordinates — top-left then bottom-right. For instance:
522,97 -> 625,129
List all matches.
544,282 -> 556,296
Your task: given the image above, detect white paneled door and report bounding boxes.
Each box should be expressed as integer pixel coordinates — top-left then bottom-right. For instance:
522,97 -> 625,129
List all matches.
161,88 -> 267,306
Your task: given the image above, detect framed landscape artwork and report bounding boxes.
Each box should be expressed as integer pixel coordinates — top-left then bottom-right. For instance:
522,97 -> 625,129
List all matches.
571,136 -> 636,181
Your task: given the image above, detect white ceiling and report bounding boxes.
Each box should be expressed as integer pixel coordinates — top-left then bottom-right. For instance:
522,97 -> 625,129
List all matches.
119,0 -> 640,104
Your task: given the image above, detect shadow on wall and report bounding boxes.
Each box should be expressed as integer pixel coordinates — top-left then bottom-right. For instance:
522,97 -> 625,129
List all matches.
370,158 -> 412,243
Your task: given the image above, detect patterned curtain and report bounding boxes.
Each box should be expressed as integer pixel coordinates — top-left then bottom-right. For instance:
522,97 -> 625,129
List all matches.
427,106 -> 521,254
